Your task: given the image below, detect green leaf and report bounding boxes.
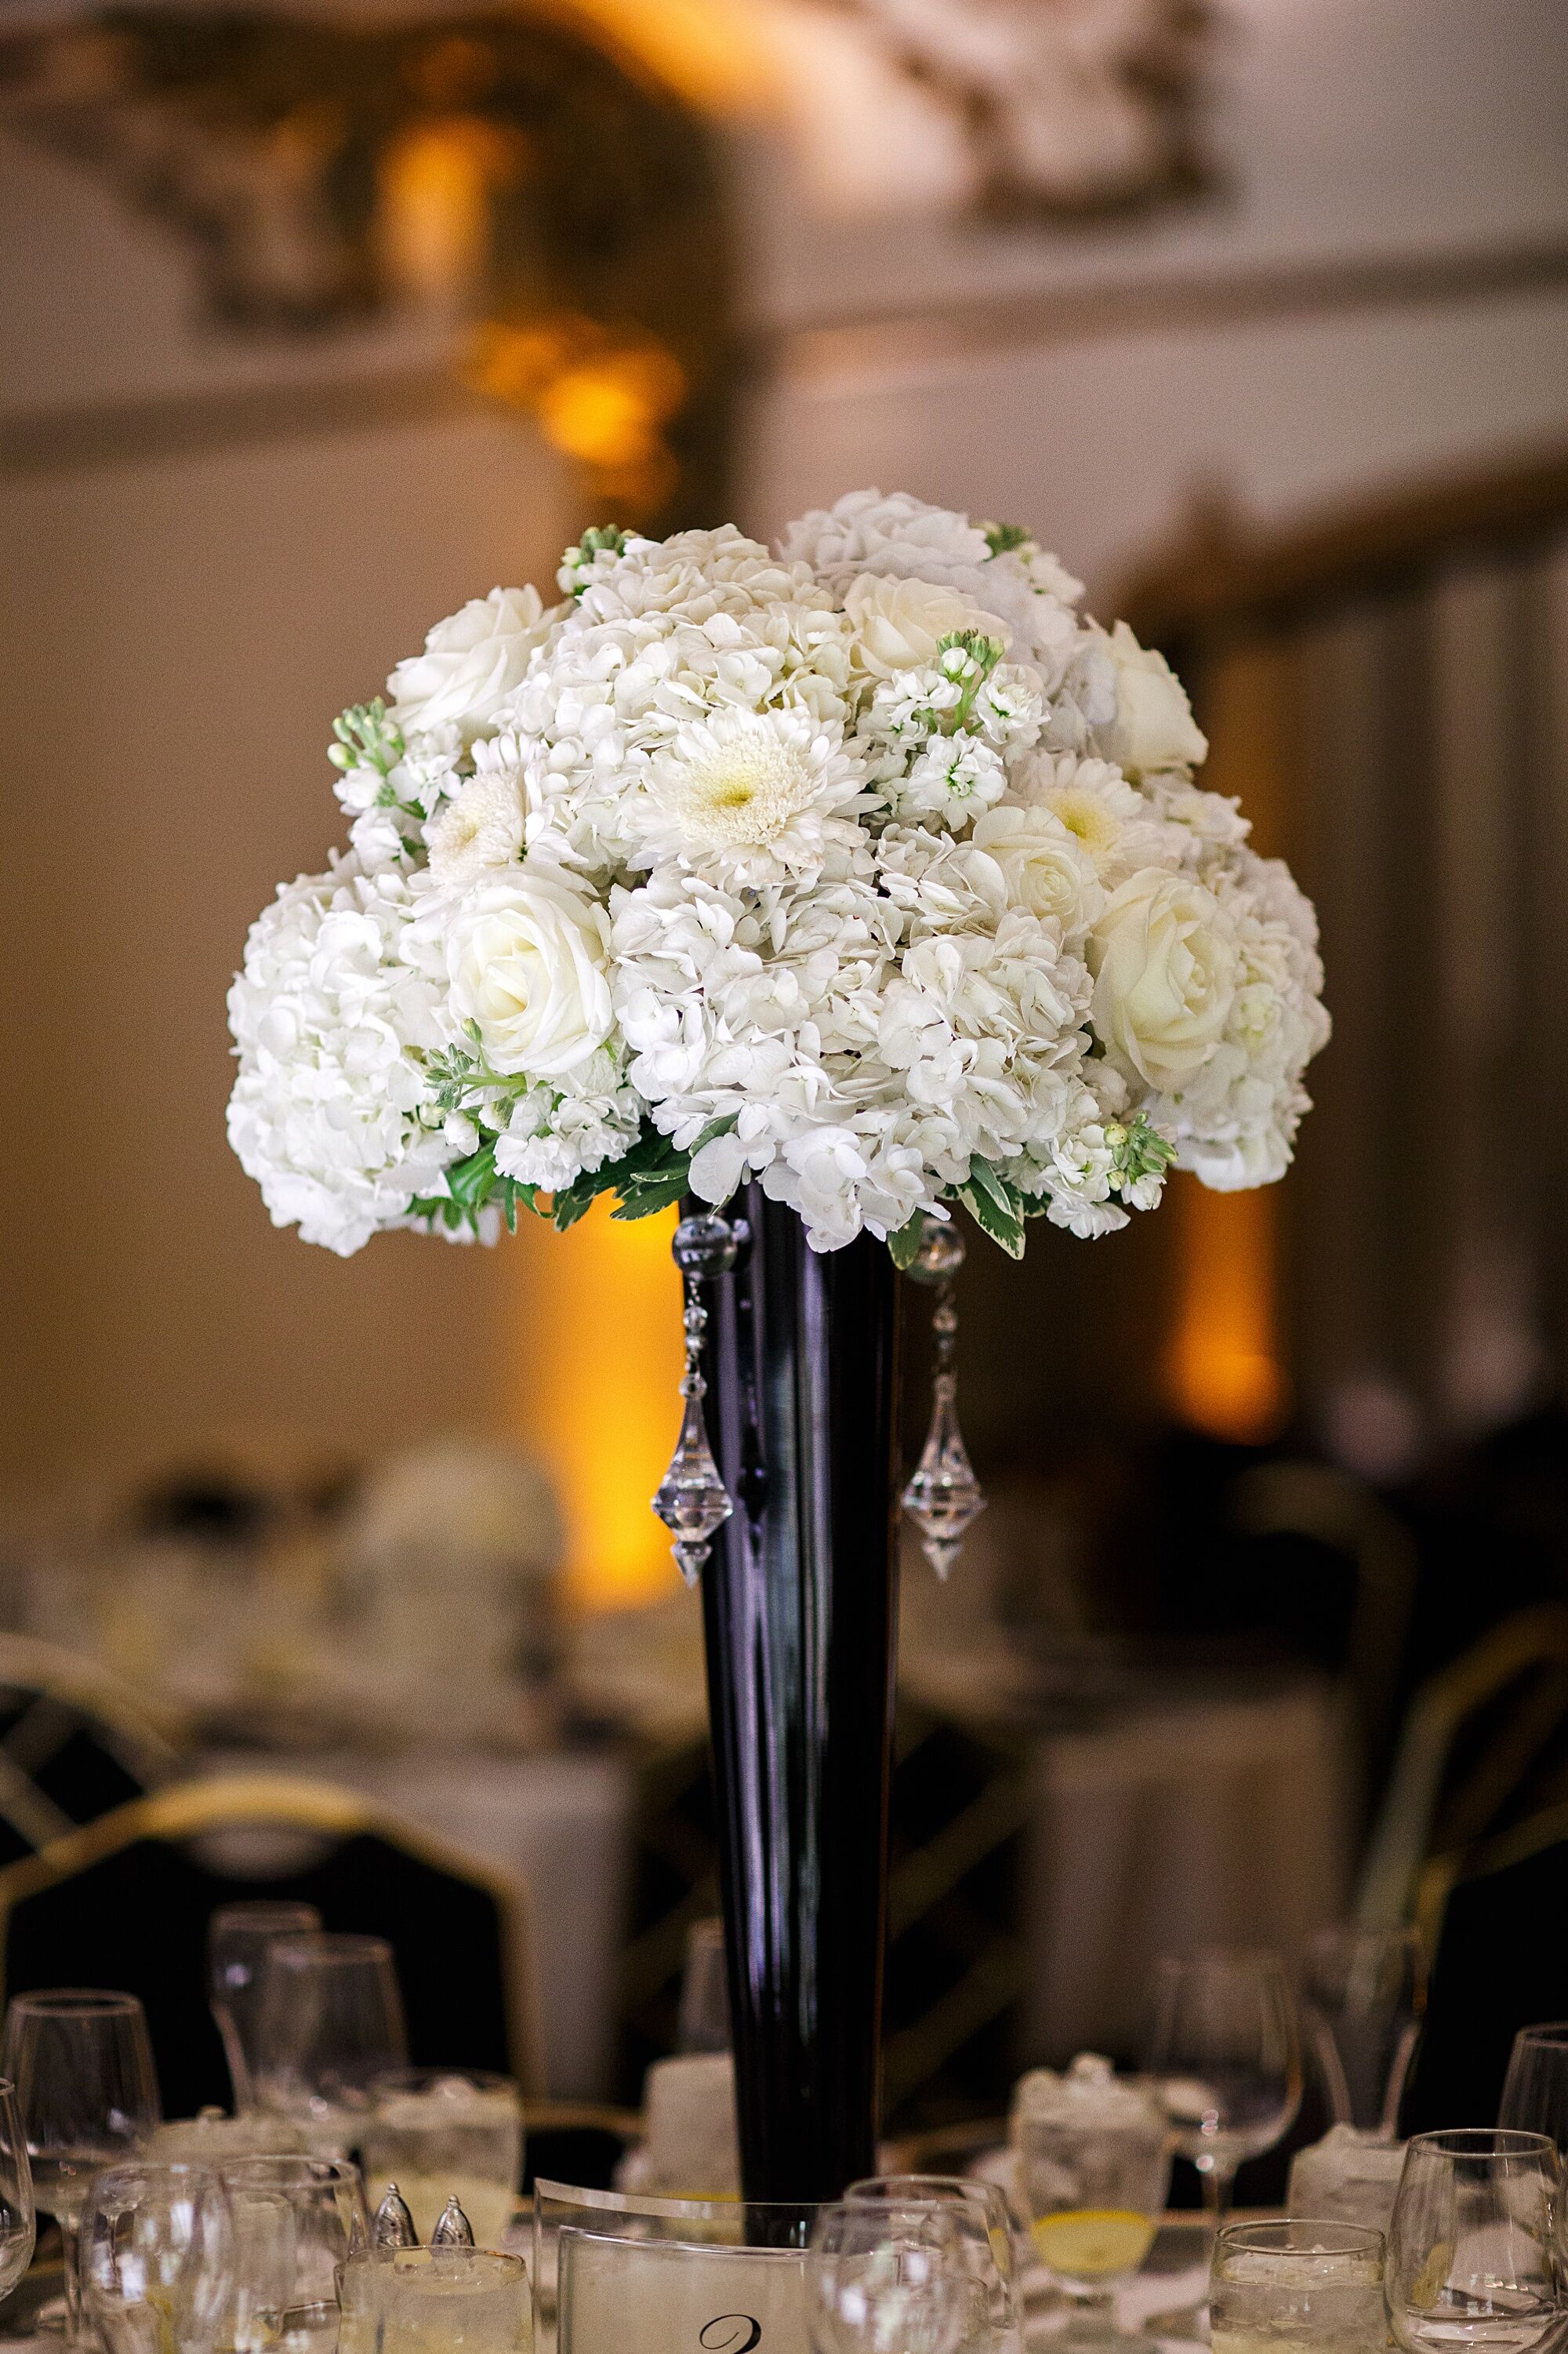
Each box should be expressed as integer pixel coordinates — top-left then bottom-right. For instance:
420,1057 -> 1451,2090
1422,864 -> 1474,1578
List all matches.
888,1212 -> 927,1271
957,1161 -> 1027,1259
610,1173 -> 688,1221
445,1143 -> 497,1209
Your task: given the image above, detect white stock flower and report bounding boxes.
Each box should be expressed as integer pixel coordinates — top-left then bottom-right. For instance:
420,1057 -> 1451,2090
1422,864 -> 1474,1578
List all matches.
446,867 -> 615,1078
1088,869 -> 1239,1090
387,586 -> 558,741
843,572 -> 1012,678
227,859 -> 456,1255
971,804 -> 1104,935
1094,621 -> 1209,779
632,707 -> 866,888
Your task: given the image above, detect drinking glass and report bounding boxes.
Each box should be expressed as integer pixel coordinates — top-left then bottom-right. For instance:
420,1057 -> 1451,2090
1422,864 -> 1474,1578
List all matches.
363,2069 -> 523,2247
1499,2024 -> 1568,2155
847,2175 -> 1022,2352
1016,2101 -> 1169,2343
2,1989 -> 161,2346
78,2160 -> 236,2354
807,2199 -> 977,2354
1143,1951 -> 1302,2215
677,1917 -> 731,2055
339,2244 -> 531,2354
1210,2219 -> 1385,2354
1301,1924 -> 1425,2136
253,1934 -> 407,2145
220,2153 -> 369,2354
1386,2127 -> 1560,2354
0,2080 -> 36,2303
209,1902 -> 322,2114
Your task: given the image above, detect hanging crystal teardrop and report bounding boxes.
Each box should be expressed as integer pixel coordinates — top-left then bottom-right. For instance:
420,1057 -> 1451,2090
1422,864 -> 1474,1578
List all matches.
901,1215 -> 987,1578
372,2183 -> 419,2249
652,1213 -> 742,1586
431,2195 -> 475,2247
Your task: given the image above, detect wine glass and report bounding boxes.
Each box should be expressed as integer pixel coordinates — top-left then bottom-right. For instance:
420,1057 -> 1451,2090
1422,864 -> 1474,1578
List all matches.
1015,2093 -> 1169,2345
0,2080 -> 36,2305
847,2175 -> 1022,2352
253,1934 -> 407,2147
1143,1950 -> 1302,2216
676,1917 -> 731,2054
1210,2219 -> 1385,2354
2,1989 -> 161,2346
220,2153 -> 368,2354
209,1902 -> 322,2114
1499,2024 -> 1568,2155
1386,2127 -> 1560,2354
1301,1924 -> 1425,2135
807,2199 -> 978,2354
78,2160 -> 236,2354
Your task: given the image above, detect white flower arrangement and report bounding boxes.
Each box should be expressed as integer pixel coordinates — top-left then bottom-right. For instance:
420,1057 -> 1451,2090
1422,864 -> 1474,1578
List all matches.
228,492 -> 1329,1261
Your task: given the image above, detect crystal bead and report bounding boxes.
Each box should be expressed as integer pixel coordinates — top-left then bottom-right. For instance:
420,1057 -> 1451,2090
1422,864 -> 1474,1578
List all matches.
652,1393 -> 735,1586
372,2182 -> 419,2249
431,2194 -> 475,2247
673,1212 -> 745,1282
909,1215 -> 966,1285
902,1374 -> 987,1579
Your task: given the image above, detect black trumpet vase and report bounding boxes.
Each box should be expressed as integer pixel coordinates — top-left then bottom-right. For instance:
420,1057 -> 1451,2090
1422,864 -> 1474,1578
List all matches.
694,1186 -> 900,2207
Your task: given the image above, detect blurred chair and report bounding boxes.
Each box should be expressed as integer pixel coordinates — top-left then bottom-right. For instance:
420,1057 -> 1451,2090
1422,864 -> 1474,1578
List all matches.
1355,1604 -> 1568,1927
0,1633 -> 182,1868
0,1775 -> 543,2117
1403,1797 -> 1568,2131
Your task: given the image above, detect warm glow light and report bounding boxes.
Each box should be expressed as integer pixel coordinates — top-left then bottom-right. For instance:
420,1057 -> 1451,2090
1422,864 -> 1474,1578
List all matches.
465,318 -> 685,518
376,117 -> 524,302
545,0 -> 778,114
1163,1174 -> 1290,1444
510,1199 -> 684,1611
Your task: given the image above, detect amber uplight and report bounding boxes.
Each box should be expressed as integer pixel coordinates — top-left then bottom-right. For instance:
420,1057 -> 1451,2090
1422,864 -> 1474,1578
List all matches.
1163,1174 -> 1290,1444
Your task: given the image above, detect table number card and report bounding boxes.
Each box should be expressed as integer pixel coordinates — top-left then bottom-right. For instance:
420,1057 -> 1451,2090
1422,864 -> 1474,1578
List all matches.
556,2228 -> 810,2354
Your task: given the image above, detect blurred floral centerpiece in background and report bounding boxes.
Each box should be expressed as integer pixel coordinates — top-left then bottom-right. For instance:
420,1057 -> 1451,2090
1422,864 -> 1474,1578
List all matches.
228,489 -> 1328,1263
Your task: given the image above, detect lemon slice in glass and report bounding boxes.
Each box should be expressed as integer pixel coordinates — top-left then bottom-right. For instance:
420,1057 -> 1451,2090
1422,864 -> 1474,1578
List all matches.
1032,2209 -> 1157,2280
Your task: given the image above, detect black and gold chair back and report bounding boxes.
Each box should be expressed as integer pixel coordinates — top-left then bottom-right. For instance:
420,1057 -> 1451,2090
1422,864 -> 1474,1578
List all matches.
0,1633 -> 182,1870
0,1775 -> 543,2118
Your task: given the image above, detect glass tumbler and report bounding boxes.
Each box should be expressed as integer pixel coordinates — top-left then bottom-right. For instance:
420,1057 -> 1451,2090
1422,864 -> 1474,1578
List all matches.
1210,2219 -> 1386,2354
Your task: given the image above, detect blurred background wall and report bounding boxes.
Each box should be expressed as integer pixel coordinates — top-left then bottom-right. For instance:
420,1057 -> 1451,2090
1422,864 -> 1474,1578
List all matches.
2,0 -> 1566,1607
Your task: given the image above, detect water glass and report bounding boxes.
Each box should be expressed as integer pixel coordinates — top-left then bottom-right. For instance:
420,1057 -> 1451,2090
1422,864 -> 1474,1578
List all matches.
677,1917 -> 731,2055
1143,1950 -> 1302,2213
847,2175 -> 1021,2350
1499,2025 -> 1568,2155
1301,1924 -> 1425,2135
2,1989 -> 161,2345
78,2160 -> 235,2354
807,2199 -> 978,2354
1017,2102 -> 1169,2326
339,2244 -> 531,2354
254,1934 -> 407,2144
1210,2219 -> 1386,2354
363,2069 -> 523,2247
220,2153 -> 369,2353
209,1902 -> 322,2113
0,2079 -> 36,2305
1386,2127 -> 1560,2354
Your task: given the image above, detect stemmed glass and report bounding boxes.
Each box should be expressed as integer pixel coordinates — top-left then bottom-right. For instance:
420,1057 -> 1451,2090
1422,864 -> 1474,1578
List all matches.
78,2160 -> 236,2354
1143,1950 -> 1302,2216
220,2153 -> 368,2354
0,2080 -> 36,2305
2,1989 -> 161,2346
1499,2024 -> 1568,2155
252,1934 -> 407,2146
1386,2127 -> 1561,2354
847,2175 -> 1022,2352
1017,2091 -> 1170,2345
209,1902 -> 322,2114
1301,1924 -> 1425,2135
807,2199 -> 978,2354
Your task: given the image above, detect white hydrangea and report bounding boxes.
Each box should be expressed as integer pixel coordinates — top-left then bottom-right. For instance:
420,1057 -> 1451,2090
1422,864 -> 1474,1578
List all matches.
227,859 -> 458,1255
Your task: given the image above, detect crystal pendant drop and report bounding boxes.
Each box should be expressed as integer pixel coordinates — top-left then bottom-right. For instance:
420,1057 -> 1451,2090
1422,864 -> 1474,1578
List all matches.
652,1213 -> 744,1586
372,2182 -> 419,2249
901,1215 -> 987,1578
431,2194 -> 475,2247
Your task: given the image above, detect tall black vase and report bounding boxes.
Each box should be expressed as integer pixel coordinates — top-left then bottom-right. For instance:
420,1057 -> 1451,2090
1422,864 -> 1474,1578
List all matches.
694,1186 -> 900,2207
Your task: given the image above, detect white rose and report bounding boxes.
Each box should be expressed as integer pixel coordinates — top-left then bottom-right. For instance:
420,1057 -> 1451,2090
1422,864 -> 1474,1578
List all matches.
971,805 -> 1104,935
1089,869 -> 1238,1089
447,868 -> 615,1078
844,573 -> 1012,679
1102,620 -> 1208,778
387,587 -> 554,740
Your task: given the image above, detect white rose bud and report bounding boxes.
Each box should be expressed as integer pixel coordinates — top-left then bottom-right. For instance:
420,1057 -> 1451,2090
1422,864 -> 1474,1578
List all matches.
1089,868 -> 1238,1089
387,586 -> 554,741
971,804 -> 1105,935
446,868 -> 615,1079
844,572 -> 1012,679
1102,620 -> 1208,779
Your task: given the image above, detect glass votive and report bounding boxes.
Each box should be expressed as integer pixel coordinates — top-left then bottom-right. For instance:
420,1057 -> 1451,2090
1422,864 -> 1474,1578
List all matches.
1210,2219 -> 1386,2354
363,2069 -> 524,2248
339,2245 -> 532,2354
1287,2126 -> 1406,2234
